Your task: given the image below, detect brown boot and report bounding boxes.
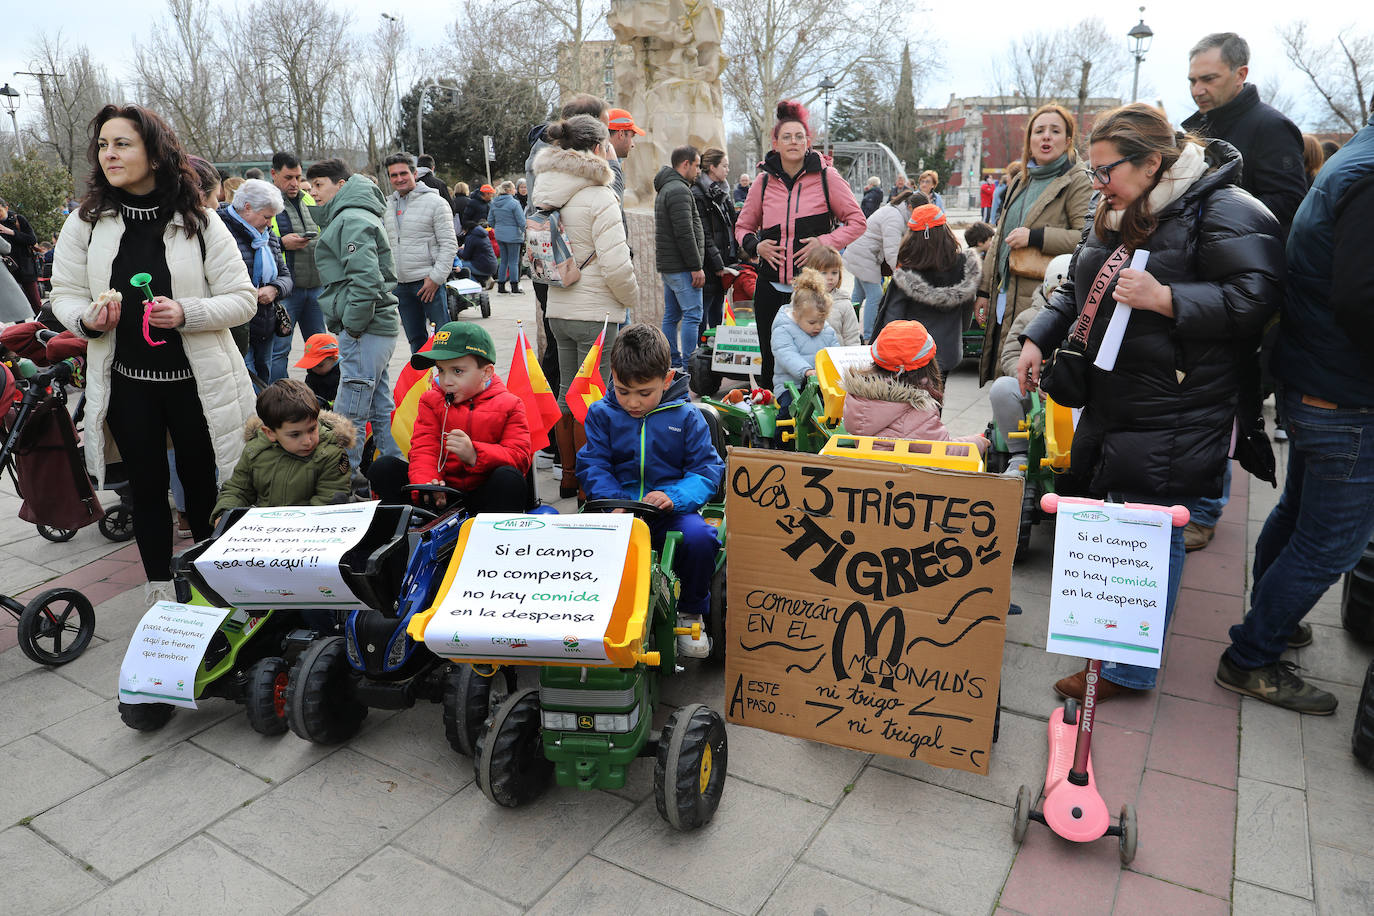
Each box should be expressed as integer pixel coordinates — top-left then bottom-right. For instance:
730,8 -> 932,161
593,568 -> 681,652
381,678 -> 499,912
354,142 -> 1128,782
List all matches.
1053,668 -> 1143,703
554,414 -> 579,499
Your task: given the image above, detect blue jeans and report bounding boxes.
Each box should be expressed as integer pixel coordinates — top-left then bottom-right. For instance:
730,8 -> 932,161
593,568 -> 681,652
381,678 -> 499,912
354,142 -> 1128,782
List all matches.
1189,463 -> 1233,527
336,331 -> 402,469
269,285 -> 324,382
662,271 -> 703,369
851,279 -> 885,341
245,334 -> 273,383
696,282 -> 725,343
395,280 -> 450,354
648,513 -> 721,616
497,241 -> 521,285
1227,388 -> 1374,668
1100,495 -> 1200,690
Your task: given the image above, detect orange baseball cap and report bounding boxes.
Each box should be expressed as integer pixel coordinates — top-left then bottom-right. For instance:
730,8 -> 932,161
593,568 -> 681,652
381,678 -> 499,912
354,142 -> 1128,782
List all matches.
607,109 -> 645,135
871,320 -> 937,372
478,184 -> 495,194
907,204 -> 947,233
294,333 -> 339,369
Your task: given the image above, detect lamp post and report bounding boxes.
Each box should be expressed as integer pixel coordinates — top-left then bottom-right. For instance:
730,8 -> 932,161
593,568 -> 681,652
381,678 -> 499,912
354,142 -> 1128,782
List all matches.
818,75 -> 837,156
380,13 -> 404,141
416,82 -> 459,158
0,84 -> 21,156
1128,8 -> 1153,103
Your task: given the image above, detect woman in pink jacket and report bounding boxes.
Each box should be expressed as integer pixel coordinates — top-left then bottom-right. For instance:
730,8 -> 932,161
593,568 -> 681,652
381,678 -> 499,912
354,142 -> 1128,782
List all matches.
735,100 -> 865,387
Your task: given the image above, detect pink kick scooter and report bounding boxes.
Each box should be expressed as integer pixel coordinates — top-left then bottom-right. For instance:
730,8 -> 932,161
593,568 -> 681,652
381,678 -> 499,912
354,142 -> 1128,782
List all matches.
1011,494 -> 1190,864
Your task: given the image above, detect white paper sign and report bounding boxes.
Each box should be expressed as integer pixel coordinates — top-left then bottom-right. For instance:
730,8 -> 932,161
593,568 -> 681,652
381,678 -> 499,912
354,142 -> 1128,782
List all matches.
711,324 -> 763,373
1092,250 -> 1151,372
118,602 -> 234,708
1046,502 -> 1172,668
821,346 -> 876,378
194,502 -> 381,606
425,514 -> 634,663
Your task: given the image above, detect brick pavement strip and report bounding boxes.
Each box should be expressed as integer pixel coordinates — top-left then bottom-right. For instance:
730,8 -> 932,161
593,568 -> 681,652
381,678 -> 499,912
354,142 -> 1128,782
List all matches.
0,301 -> 1370,911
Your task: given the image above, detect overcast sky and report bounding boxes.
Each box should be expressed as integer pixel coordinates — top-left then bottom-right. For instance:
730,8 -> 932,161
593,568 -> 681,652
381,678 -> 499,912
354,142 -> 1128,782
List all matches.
0,1 -> 1359,138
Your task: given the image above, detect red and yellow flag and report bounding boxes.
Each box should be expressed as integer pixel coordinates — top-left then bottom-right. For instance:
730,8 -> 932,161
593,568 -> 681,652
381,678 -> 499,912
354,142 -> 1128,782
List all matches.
507,323 -> 561,452
391,334 -> 434,459
723,300 -> 736,326
565,319 -> 608,424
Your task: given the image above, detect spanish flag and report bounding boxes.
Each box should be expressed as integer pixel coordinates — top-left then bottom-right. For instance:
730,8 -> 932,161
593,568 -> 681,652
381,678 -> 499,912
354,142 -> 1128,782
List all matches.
507,323 -> 561,452
565,317 -> 608,424
723,300 -> 736,326
390,334 -> 434,459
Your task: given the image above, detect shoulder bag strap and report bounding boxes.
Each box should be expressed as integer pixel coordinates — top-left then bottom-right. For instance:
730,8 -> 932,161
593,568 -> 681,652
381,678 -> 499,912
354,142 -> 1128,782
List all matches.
1068,244 -> 1131,345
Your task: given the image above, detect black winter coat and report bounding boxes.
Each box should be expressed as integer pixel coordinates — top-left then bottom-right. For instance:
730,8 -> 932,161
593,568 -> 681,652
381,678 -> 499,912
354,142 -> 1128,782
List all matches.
1021,140 -> 1283,502
1182,84 -> 1306,238
217,205 -> 293,343
1,212 -> 39,281
691,175 -> 737,275
861,186 -> 884,217
462,195 -> 489,229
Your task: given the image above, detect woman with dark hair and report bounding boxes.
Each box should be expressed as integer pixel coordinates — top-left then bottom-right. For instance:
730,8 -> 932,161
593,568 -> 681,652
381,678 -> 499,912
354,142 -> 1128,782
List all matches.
975,104 -> 1093,385
0,197 -> 41,313
51,103 -> 256,602
871,204 -> 981,375
1016,103 -> 1283,701
735,100 -> 866,388
842,188 -> 923,341
531,113 -> 638,497
692,147 -> 737,340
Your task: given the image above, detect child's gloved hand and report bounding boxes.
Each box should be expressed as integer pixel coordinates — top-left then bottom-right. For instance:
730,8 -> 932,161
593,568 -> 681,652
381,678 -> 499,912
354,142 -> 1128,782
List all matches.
444,429 -> 476,466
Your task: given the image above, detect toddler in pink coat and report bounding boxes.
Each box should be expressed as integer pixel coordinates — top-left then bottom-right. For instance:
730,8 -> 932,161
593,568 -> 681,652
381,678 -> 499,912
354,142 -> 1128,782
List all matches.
842,319 -> 988,453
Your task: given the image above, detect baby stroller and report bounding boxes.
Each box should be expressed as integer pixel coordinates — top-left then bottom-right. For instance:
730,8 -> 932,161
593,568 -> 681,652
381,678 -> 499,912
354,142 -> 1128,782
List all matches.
0,355 -> 96,664
0,322 -> 134,543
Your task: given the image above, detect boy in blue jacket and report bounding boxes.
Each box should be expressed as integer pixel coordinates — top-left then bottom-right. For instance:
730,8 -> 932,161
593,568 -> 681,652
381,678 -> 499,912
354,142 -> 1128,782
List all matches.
577,324 -> 725,658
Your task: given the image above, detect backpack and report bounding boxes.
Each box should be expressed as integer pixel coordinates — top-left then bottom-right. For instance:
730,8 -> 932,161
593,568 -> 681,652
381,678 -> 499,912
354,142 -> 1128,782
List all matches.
524,208 -> 595,288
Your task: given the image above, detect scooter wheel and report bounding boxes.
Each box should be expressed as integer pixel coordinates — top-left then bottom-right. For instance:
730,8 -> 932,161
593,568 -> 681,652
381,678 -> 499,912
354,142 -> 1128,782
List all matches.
1119,803 -> 1139,864
1013,784 -> 1032,843
18,588 -> 95,665
1062,698 -> 1079,726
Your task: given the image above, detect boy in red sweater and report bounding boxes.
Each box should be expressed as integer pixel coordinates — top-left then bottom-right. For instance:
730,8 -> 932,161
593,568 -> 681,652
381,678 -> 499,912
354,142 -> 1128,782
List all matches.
367,321 -> 531,510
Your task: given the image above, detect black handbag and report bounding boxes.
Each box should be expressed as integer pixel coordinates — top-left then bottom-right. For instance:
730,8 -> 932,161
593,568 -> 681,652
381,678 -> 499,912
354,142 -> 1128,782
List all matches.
273,300 -> 292,337
1039,245 -> 1130,408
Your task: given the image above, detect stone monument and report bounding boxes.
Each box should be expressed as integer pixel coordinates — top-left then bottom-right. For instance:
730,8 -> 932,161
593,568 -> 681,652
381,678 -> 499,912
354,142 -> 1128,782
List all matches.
608,0 -> 728,209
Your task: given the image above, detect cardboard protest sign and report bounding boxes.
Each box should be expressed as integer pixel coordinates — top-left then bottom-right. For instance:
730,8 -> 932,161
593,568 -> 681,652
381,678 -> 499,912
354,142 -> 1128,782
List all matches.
711,325 -> 762,373
1046,502 -> 1171,667
194,502 -> 380,606
424,514 -> 634,663
118,602 -> 233,708
724,449 -> 1020,774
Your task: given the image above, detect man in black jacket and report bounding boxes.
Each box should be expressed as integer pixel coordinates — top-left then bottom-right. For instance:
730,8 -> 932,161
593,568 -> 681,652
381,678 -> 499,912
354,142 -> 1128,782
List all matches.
1216,116 -> 1374,716
1181,32 -> 1307,551
654,146 -> 705,371
415,154 -> 455,212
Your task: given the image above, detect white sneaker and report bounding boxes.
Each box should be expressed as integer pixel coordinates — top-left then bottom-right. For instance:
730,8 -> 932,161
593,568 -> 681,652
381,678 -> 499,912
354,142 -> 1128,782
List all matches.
145,580 -> 176,606
535,449 -> 555,469
676,613 -> 711,659
1273,425 -> 1288,442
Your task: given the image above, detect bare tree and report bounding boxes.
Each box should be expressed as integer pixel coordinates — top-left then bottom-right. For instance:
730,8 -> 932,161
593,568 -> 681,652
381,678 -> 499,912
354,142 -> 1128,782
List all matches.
718,0 -> 915,156
995,18 -> 1128,114
134,0 -> 242,160
23,33 -> 117,179
1280,21 -> 1372,132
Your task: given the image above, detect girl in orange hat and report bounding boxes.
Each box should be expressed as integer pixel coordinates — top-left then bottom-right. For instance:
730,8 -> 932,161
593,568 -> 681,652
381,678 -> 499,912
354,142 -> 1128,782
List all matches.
843,319 -> 987,453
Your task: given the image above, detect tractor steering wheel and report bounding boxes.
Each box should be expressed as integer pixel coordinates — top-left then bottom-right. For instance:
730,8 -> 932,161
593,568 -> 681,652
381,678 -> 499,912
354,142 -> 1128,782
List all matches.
403,484 -> 468,518
581,498 -> 667,521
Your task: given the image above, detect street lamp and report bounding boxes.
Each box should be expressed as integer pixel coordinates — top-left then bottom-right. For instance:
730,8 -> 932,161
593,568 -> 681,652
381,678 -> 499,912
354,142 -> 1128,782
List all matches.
0,83 -> 21,157
1127,7 -> 1153,103
818,76 -> 837,156
380,13 -> 404,140
416,82 -> 459,158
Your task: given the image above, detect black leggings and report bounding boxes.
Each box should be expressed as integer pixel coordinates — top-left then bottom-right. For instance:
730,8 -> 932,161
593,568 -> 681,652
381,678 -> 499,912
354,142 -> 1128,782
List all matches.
367,457 -> 530,513
105,374 -> 218,580
752,279 -> 793,390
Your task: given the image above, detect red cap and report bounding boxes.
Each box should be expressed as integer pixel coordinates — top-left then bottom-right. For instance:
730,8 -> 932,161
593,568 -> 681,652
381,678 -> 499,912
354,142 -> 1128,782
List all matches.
907,204 -> 947,233
294,333 -> 339,369
871,320 -> 937,372
478,184 -> 495,194
607,109 -> 645,135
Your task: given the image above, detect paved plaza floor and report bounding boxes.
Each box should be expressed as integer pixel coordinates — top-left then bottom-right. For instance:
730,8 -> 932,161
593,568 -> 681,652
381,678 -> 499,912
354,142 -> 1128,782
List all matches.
0,289 -> 1370,915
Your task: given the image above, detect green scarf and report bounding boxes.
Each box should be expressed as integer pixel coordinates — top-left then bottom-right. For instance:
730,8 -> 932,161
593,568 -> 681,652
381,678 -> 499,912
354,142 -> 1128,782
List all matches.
996,153 -> 1070,289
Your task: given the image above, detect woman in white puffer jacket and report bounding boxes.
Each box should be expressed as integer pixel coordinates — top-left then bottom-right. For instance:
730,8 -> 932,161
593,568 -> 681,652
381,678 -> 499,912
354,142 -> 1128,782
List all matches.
531,114 -> 638,497
51,103 -> 255,602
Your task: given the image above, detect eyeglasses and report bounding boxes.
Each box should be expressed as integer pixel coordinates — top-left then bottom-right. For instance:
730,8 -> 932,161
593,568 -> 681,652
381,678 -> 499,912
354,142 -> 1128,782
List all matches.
1083,156 -> 1135,185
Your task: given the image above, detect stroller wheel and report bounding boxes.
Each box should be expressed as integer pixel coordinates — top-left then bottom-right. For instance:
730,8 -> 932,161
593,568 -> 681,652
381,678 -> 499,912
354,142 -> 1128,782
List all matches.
18,587 -> 96,665
98,505 -> 135,542
36,524 -> 77,543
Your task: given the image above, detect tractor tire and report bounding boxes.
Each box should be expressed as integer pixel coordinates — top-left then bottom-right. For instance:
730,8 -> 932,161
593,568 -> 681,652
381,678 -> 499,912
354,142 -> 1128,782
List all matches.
285,636 -> 366,744
443,664 -> 516,757
1341,566 -> 1374,644
119,701 -> 174,732
1015,478 -> 1038,561
474,687 -> 551,808
244,656 -> 290,736
1353,660 -> 1374,768
654,703 -> 728,830
688,347 -> 721,398
707,564 -> 727,665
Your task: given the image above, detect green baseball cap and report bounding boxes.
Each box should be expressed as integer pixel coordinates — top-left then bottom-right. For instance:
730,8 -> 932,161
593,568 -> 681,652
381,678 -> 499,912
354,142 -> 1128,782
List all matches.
409,321 -> 495,368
